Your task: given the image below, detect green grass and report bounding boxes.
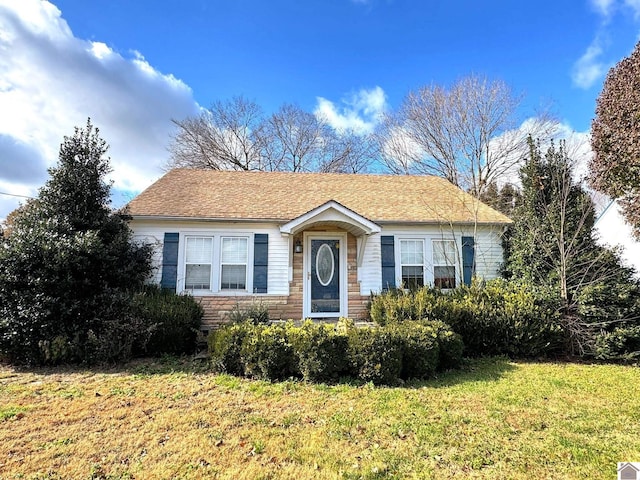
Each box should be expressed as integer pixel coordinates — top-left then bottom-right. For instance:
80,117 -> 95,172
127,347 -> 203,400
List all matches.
0,357 -> 638,479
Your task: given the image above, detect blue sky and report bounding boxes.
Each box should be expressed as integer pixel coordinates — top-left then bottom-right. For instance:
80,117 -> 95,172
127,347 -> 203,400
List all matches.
1,0 -> 640,221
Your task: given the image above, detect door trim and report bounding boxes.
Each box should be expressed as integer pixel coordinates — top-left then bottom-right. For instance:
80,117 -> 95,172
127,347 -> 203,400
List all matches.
303,232 -> 348,319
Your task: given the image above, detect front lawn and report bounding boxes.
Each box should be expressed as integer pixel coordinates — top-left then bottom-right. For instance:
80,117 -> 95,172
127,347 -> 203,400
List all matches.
0,358 -> 638,479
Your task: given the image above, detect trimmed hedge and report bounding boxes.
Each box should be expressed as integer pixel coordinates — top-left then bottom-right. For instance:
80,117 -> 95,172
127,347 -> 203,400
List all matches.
135,286 -> 203,356
240,323 -> 298,381
208,318 -> 462,385
289,321 -> 350,382
369,279 -> 563,358
208,322 -> 251,376
347,326 -> 404,385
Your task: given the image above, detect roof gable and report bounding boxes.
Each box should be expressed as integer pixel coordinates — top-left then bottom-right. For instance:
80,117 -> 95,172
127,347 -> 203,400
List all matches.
280,200 -> 382,236
127,169 -> 512,225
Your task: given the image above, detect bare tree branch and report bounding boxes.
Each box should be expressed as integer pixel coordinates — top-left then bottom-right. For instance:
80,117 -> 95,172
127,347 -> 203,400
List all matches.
379,74 -> 557,196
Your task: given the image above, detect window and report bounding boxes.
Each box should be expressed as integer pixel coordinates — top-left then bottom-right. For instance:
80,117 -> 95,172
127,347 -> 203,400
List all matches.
400,239 -> 424,289
433,240 -> 456,289
220,237 -> 248,290
185,236 -> 213,290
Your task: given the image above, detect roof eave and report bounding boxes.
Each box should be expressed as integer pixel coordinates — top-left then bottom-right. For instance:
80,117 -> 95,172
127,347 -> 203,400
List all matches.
129,215 -> 290,223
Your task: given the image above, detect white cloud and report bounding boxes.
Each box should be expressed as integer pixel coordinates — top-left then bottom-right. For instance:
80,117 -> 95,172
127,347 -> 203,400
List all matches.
314,86 -> 387,135
591,0 -> 616,18
624,0 -> 640,17
572,37 -> 608,89
0,0 -> 200,221
574,0 -> 640,89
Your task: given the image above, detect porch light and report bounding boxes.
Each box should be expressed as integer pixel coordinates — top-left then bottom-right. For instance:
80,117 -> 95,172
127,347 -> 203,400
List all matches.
294,239 -> 303,254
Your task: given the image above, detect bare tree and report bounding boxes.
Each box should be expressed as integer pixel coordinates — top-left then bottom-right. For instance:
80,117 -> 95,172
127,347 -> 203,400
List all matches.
261,104 -> 327,172
379,75 -> 556,196
168,99 -> 376,173
332,132 -> 378,173
167,96 -> 264,171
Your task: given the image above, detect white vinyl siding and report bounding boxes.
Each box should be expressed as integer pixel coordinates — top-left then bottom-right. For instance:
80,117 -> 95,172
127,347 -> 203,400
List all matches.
128,221 -> 289,296
129,220 -> 506,297
358,234 -> 381,295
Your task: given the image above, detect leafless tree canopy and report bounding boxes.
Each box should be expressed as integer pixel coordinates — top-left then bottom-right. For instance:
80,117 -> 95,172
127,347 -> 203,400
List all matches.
169,96 -> 264,171
167,97 -> 376,173
378,75 -> 556,196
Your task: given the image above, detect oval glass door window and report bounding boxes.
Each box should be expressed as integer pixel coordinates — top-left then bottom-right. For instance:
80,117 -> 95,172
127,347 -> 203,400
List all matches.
316,243 -> 335,286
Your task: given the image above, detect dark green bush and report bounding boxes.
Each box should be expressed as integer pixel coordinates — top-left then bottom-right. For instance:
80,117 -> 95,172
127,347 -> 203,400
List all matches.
424,320 -> 464,370
347,326 -> 403,385
442,280 -> 563,357
135,286 -> 203,356
0,122 -> 153,365
207,318 -> 462,385
593,325 -> 640,361
390,321 -> 440,379
208,322 -> 252,376
289,321 -> 350,382
369,280 -> 563,358
240,323 -> 298,381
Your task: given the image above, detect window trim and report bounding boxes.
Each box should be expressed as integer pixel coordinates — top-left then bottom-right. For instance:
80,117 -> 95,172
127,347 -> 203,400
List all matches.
432,239 -> 457,290
177,231 -> 254,295
399,238 -> 426,289
393,235 -> 461,289
184,236 -> 214,290
219,236 -> 249,291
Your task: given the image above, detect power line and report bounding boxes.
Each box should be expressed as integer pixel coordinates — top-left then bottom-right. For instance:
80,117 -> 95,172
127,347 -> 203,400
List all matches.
0,191 -> 34,199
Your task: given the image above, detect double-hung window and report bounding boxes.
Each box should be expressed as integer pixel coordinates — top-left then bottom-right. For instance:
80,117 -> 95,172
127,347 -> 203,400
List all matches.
400,239 -> 425,289
185,236 -> 213,290
433,240 -> 456,289
220,237 -> 248,290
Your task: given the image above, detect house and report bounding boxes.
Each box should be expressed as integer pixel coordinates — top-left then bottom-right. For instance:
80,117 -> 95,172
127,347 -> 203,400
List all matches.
618,462 -> 640,480
126,169 -> 512,329
595,199 -> 640,278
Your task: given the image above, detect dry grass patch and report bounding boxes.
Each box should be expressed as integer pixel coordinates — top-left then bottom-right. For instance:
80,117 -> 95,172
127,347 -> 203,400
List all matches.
0,357 -> 638,479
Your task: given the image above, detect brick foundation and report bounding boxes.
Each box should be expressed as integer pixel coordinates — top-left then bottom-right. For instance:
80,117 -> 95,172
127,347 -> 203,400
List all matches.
197,230 -> 370,330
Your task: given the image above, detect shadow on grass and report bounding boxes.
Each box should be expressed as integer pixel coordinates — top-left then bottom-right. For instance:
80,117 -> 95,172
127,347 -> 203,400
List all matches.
1,354 -> 212,377
2,355 -> 518,389
325,356 -> 518,390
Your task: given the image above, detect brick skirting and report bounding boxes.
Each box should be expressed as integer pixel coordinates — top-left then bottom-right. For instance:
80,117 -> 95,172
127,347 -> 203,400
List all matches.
196,231 -> 370,330
197,294 -> 369,331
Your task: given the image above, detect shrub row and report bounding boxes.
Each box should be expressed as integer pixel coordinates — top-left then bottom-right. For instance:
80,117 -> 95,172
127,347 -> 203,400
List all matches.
133,285 -> 204,356
208,319 -> 463,385
369,279 -> 564,358
1,285 -> 204,365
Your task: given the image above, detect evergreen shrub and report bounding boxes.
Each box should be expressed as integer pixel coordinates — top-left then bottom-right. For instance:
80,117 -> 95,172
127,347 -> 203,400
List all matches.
135,286 -> 203,356
207,319 -> 461,385
369,279 -> 563,358
390,321 -> 440,379
288,321 -> 350,382
347,326 -> 403,385
208,322 -> 252,376
240,323 -> 298,381
593,325 -> 640,361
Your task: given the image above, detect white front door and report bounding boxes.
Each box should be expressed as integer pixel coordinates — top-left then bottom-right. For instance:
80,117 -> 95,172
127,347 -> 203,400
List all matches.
303,233 -> 347,318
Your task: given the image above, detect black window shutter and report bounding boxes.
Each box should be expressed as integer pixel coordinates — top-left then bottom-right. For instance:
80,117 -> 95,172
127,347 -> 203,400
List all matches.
160,232 -> 179,291
380,235 -> 396,291
462,236 -> 475,286
253,234 -> 268,293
